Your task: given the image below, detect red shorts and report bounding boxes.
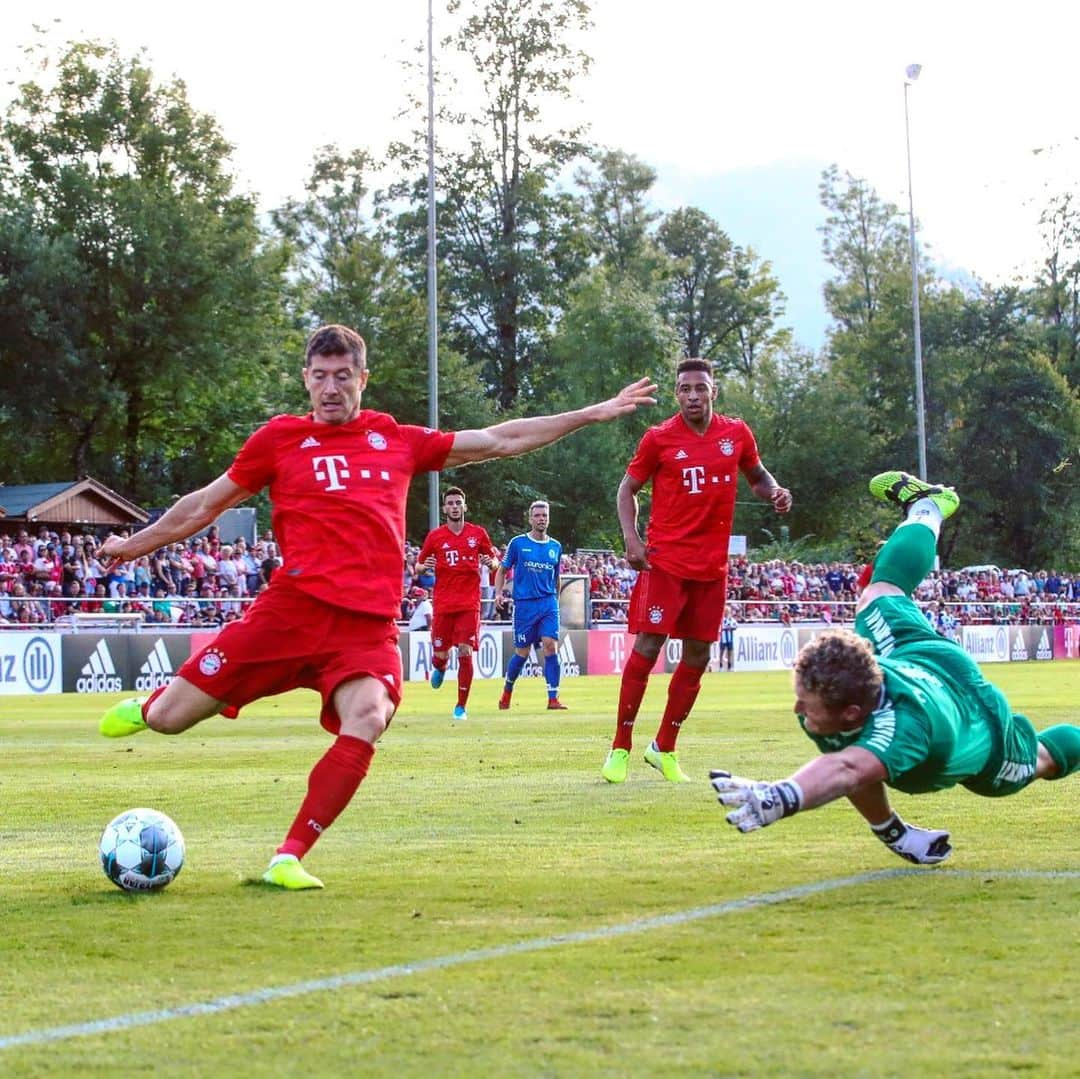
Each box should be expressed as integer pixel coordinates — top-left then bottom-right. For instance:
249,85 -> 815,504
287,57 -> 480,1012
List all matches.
431,608 -> 480,653
628,565 -> 727,642
176,582 -> 402,734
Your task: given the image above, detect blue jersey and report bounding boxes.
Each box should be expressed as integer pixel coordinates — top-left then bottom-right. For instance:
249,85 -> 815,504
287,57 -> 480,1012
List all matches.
502,533 -> 561,602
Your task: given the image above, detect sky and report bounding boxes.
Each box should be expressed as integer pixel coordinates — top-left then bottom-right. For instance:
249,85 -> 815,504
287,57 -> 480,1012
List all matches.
3,0 -> 1079,349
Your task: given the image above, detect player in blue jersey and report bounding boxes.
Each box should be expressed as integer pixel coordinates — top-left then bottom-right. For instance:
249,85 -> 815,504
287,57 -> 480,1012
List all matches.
710,471 -> 1080,863
493,500 -> 568,711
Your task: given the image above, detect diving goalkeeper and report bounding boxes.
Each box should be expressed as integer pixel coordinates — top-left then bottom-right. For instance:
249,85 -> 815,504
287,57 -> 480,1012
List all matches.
710,471 -> 1080,864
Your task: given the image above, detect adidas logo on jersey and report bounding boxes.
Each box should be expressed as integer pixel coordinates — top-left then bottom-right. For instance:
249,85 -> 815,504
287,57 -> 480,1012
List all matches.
135,638 -> 175,691
77,639 -> 122,693
300,436 -> 321,449
674,449 -> 689,459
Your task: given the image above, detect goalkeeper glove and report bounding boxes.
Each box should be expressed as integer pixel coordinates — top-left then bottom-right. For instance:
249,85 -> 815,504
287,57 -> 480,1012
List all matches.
710,770 -> 803,832
870,813 -> 952,865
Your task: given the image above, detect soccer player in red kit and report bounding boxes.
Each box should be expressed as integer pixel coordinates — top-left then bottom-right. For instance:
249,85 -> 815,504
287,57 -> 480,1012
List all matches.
417,486 -> 498,721
600,357 -> 792,785
97,324 -> 657,889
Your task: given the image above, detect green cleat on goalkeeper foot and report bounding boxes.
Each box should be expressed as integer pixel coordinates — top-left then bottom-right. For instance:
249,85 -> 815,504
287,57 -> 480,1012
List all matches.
99,697 -> 149,738
644,741 -> 692,783
601,748 -> 630,784
262,854 -> 324,890
430,668 -> 445,690
868,470 -> 959,520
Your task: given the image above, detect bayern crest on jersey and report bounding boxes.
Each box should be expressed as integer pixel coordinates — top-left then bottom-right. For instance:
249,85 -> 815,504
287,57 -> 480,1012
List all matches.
467,536 -> 477,547
367,432 -> 388,450
718,438 -> 735,456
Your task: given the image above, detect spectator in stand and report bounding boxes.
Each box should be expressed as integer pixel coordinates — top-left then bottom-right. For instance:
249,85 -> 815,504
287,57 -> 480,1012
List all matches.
236,539 -> 261,594
407,588 -> 434,631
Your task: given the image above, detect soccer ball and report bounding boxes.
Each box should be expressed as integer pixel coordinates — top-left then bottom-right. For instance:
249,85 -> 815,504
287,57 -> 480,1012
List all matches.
99,808 -> 185,892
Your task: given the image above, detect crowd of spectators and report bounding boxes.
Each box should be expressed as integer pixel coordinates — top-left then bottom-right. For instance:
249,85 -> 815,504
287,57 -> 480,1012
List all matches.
0,525 -> 282,627
3,525 -> 1078,631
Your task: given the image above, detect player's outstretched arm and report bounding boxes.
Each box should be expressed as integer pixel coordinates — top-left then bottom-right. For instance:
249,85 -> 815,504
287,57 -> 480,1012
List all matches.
711,747 -> 887,832
99,473 -> 254,566
443,377 -> 658,468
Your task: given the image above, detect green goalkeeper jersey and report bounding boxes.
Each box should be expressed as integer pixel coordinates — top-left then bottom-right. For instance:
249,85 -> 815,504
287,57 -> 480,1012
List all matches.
799,596 -> 1038,796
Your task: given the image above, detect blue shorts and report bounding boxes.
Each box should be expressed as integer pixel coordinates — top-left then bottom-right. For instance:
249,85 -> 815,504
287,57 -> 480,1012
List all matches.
513,599 -> 559,648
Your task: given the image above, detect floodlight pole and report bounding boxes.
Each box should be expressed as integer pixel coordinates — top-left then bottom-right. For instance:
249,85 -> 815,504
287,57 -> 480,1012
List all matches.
426,0 -> 440,529
904,64 -> 928,481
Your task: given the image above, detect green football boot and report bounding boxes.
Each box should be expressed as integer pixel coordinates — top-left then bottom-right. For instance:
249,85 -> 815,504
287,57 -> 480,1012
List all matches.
99,697 -> 149,738
644,741 -> 692,783
868,470 -> 959,520
601,748 -> 630,784
262,854 -> 324,890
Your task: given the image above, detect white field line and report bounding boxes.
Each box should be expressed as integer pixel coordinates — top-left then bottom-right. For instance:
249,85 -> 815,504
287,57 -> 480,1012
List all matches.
1,867 -> 1076,1051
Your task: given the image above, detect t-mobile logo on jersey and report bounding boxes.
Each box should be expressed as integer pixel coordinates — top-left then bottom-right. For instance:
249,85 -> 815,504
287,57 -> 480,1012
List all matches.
681,465 -> 706,494
445,549 -> 460,566
313,455 -> 350,491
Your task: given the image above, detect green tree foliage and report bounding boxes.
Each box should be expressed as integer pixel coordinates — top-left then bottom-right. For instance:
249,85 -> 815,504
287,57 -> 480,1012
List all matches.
575,148 -> 662,284
0,39 -> 291,505
526,266 -> 679,546
1028,191 -> 1080,390
389,0 -> 594,410
656,206 -> 788,378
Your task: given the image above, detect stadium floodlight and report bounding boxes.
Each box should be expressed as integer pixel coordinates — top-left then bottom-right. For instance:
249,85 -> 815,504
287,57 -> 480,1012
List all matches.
904,63 -> 928,481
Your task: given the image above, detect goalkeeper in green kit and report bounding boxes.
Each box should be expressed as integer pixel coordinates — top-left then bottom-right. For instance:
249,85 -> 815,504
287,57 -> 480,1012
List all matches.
711,471 -> 1080,864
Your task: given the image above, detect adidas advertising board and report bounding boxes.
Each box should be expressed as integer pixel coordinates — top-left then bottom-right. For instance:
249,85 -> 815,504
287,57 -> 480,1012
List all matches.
131,636 -> 190,689
406,628 -> 504,682
61,633 -> 194,692
1009,626 -> 1054,662
0,632 -> 62,695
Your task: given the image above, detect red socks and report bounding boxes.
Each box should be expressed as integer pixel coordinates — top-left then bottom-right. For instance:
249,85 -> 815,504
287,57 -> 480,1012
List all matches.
277,735 -> 374,859
457,653 -> 474,707
613,649 -> 654,750
654,661 -> 704,752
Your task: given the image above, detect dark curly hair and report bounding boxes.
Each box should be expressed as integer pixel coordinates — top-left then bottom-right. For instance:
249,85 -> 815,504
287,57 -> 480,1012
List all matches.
794,629 -> 882,713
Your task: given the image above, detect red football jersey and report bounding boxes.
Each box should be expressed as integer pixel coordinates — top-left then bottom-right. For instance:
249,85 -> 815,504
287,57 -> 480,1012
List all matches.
626,412 -> 761,581
228,411 -> 454,618
418,522 -> 498,613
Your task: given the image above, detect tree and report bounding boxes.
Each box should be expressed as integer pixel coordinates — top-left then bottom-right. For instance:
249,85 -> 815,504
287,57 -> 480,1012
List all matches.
946,351 -> 1080,567
1028,190 -> 1080,390
388,0 -> 594,410
0,38 -> 291,503
575,148 -> 662,284
656,206 -> 788,378
529,266 -> 679,546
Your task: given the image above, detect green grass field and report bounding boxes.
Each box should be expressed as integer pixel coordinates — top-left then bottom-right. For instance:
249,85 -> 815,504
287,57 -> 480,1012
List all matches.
1,663 -> 1077,1076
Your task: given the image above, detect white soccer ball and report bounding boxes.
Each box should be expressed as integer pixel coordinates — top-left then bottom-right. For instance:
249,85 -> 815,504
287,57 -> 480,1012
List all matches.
99,808 -> 185,892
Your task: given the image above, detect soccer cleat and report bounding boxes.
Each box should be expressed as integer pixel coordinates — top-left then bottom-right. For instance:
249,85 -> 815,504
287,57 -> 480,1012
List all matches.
644,741 -> 692,783
601,748 -> 630,784
99,697 -> 149,738
547,698 -> 568,710
498,692 -> 512,710
430,668 -> 445,690
868,470 -> 959,520
453,704 -> 467,721
262,854 -> 324,890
